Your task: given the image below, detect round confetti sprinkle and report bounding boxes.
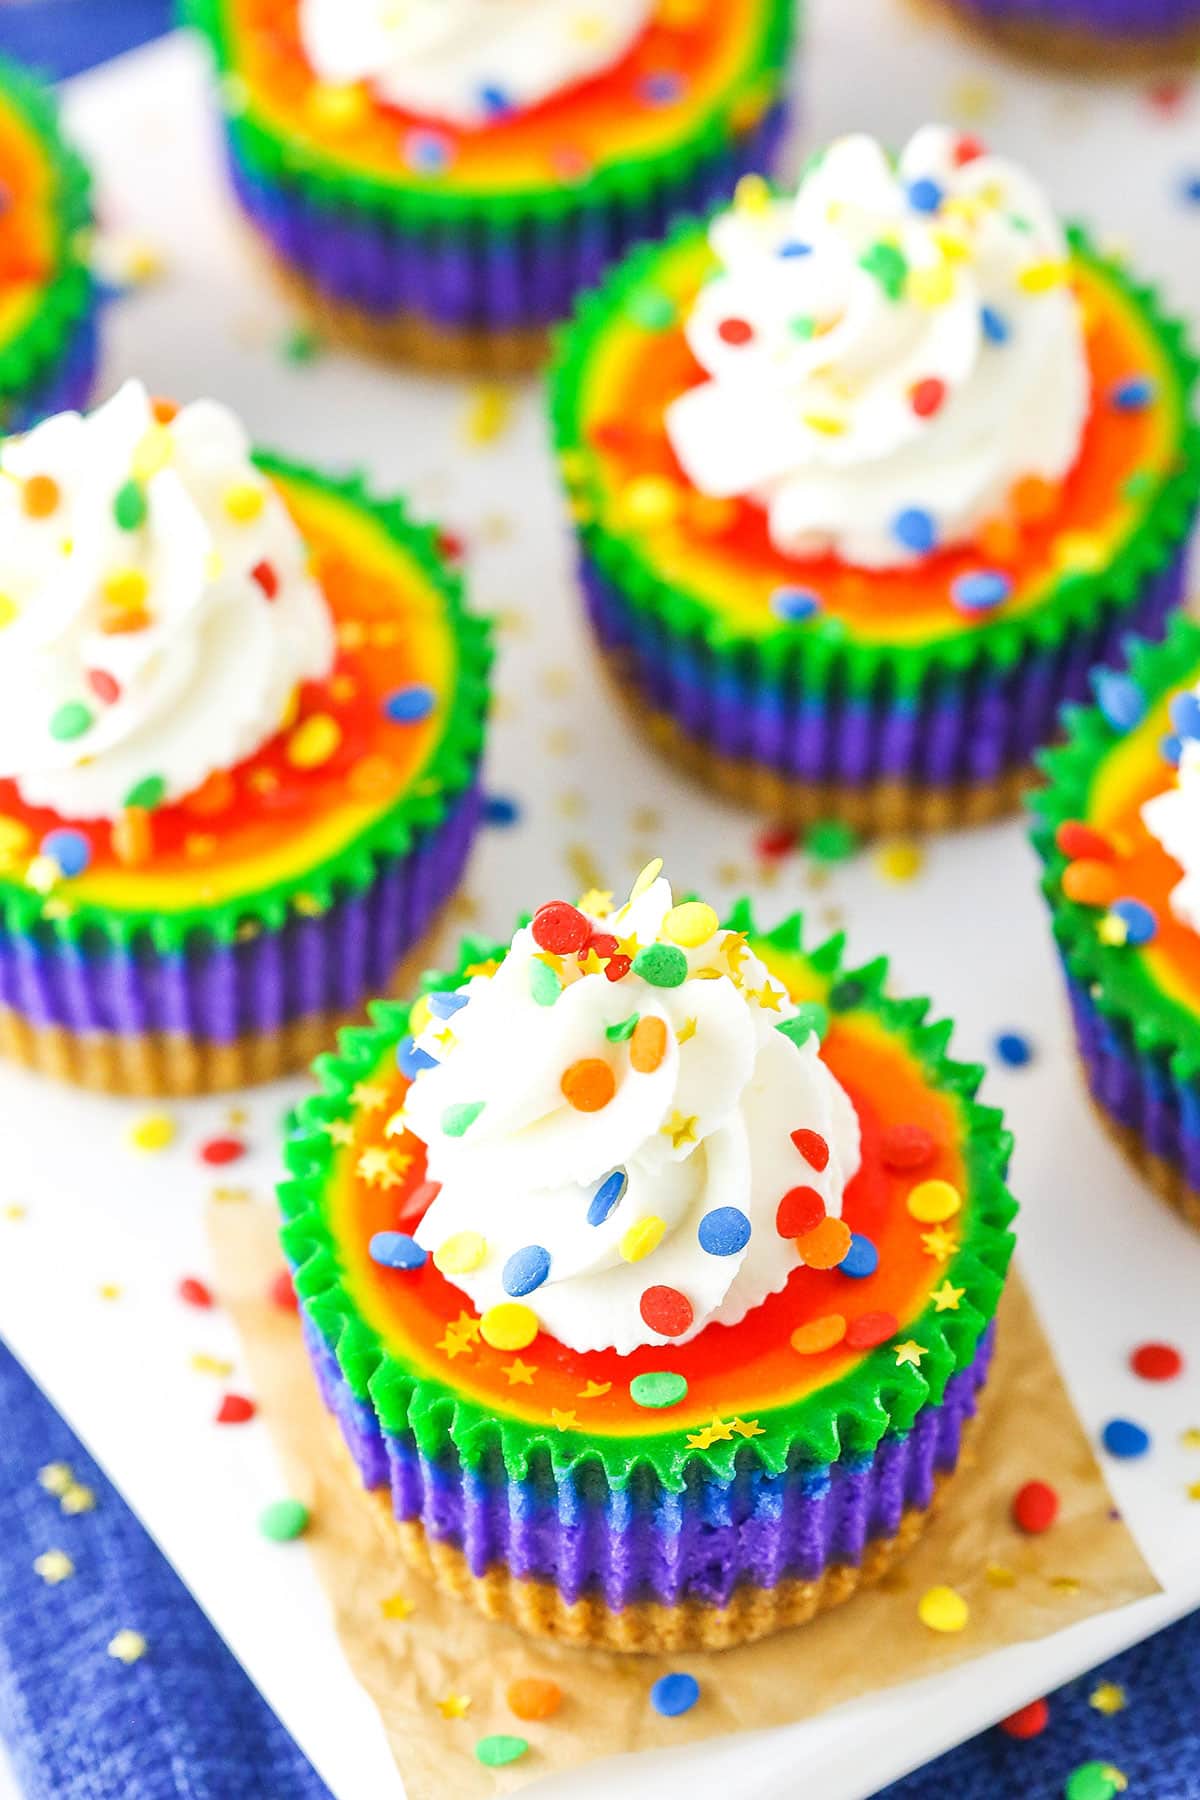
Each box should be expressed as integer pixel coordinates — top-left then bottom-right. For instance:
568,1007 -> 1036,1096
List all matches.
480,1303 -> 538,1351
113,480 -> 147,531
981,305 -> 1010,344
917,1585 -> 969,1633
428,991 -> 468,1020
531,901 -> 589,955
270,1269 -> 298,1310
529,960 -> 561,1007
716,316 -> 754,346
128,1112 -> 176,1151
397,1036 -> 437,1079
697,1206 -> 751,1257
906,175 -> 943,213
632,943 -> 688,988
893,506 -> 938,553
124,774 -> 166,812
845,1311 -> 898,1350
631,856 -> 664,898
40,829 -> 90,878
1062,859 -> 1119,907
881,1124 -> 936,1170
1170,691 -> 1200,740
790,1313 -> 846,1355
588,1170 -> 627,1226
435,1231 -> 487,1275
370,1232 -> 428,1271
288,713 -> 341,770
1101,1418 -> 1151,1459
631,1370 -> 689,1409
630,1015 -> 669,1074
200,1135 -> 244,1166
86,668 -> 121,705
805,819 -> 860,863
1092,670 -> 1145,732
790,1128 -> 830,1171
621,1216 -> 666,1263
259,1498 -> 310,1542
639,1285 -> 693,1338
1111,376 -> 1154,412
1109,898 -> 1157,945
442,1101 -> 484,1137
1012,1479 -> 1060,1534
251,559 -> 278,598
486,794 -> 521,826
776,1186 -> 826,1239
561,1058 -> 616,1112
384,685 -> 435,724
910,377 -> 946,418
49,700 -> 93,742
1130,1341 -> 1183,1381
216,1393 -> 256,1425
503,1245 -> 551,1297
797,1215 -> 852,1270
1065,1764 -> 1122,1800
663,900 -> 718,948
876,839 -> 924,882
22,473 -> 60,517
507,1677 -> 561,1722
475,1735 -> 529,1769
1056,821 -> 1114,862
770,585 -> 821,623
650,1672 -> 700,1718
906,1179 -> 962,1223
951,569 -> 1012,613
999,1697 -> 1049,1739
994,1031 -> 1033,1067
178,1276 -> 212,1308
840,1233 -> 879,1279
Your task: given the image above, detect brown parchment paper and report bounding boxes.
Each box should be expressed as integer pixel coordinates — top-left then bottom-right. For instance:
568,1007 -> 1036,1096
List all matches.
210,1201 -> 1158,1800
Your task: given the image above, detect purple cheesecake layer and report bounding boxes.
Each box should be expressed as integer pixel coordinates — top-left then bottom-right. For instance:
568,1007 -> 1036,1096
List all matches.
5,298 -> 98,433
224,104 -> 788,335
303,1312 -> 995,1612
0,780 -> 480,1044
946,0 -> 1200,40
1067,969 -> 1200,1192
582,543 -> 1186,791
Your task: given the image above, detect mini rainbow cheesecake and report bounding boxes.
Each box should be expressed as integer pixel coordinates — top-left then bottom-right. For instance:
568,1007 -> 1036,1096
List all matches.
0,57 -> 96,431
280,862 -> 1016,1651
551,127 -> 1200,834
183,0 -> 794,373
0,381 -> 491,1095
1034,616 -> 1200,1233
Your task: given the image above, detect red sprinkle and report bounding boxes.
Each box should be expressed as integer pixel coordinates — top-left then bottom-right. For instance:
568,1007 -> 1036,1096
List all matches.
86,668 -> 121,705
1056,820 -> 1115,862
880,1122 -> 937,1172
586,933 -> 619,961
999,1698 -> 1049,1740
436,529 -> 465,562
1012,1479 -> 1060,1535
604,954 -> 632,983
790,1128 -> 830,1172
269,1268 -> 298,1310
639,1285 -> 694,1338
200,1136 -> 245,1166
755,825 -> 797,860
531,901 -> 590,955
1130,1341 -> 1184,1382
590,419 -> 634,453
215,1393 -> 256,1425
953,133 -> 986,166
717,317 -> 754,346
910,378 -> 946,419
845,1311 -> 898,1349
178,1276 -> 213,1309
398,1179 -> 441,1228
776,1186 -> 826,1238
251,560 -> 279,599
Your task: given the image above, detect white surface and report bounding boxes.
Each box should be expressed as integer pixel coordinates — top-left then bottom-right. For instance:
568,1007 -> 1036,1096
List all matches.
1,11 -> 1200,1799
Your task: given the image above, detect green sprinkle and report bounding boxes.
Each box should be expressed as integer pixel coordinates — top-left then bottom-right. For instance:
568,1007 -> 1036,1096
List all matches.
632,944 -> 688,989
529,960 -> 561,1007
805,819 -> 860,864
49,701 -> 93,742
1123,469 -> 1155,501
475,1735 -> 529,1769
113,480 -> 147,531
258,1498 -> 310,1542
627,289 -> 676,331
789,316 -> 817,339
829,979 -> 865,1013
630,1371 -> 688,1409
776,1003 -> 829,1048
859,240 -> 908,300
283,325 -> 322,365
123,774 -> 166,811
442,1101 -> 484,1138
1064,1764 -> 1121,1800
605,1013 -> 640,1042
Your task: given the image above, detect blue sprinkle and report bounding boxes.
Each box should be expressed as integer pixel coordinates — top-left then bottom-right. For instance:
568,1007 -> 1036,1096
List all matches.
40,828 -> 90,878
1102,1417 -> 1151,1460
907,176 -> 943,214
777,239 -> 812,258
1169,691 -> 1200,740
384,684 -> 435,724
994,1031 -> 1033,1068
588,1169 -> 627,1227
1110,898 -> 1157,946
893,507 -> 938,554
369,1232 -> 427,1271
1092,669 -> 1146,733
428,990 -> 469,1019
770,585 -> 822,624
650,1672 -> 700,1718
403,130 -> 451,175
981,305 -> 1010,345
1111,376 -> 1155,412
397,1035 -> 438,1079
484,794 -> 520,827
503,1244 -> 551,1297
1161,733 -> 1183,768
951,569 -> 1013,613
478,83 -> 512,117
697,1206 -> 752,1257
839,1233 -> 878,1279
641,71 -> 684,105
1181,172 -> 1200,206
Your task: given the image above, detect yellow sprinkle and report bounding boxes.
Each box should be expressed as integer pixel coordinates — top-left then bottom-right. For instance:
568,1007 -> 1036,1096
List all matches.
130,425 -> 173,481
190,1353 -> 234,1377
663,900 -> 719,949
930,228 -> 971,263
908,264 -> 956,307
306,82 -> 368,130
0,815 -> 32,861
619,1215 -> 665,1263
918,1585 -> 969,1633
1054,532 -> 1107,573
802,413 -> 847,437
436,1692 -> 472,1720
409,994 -> 433,1035
107,1629 -> 148,1664
34,1550 -> 74,1584
287,713 -> 342,770
907,1179 -> 962,1224
1019,260 -> 1069,293
61,1483 -> 95,1515
24,855 -> 59,895
620,475 -> 679,529
434,1231 -> 488,1275
479,1303 -> 538,1351
1089,1682 -> 1127,1716
733,172 -> 771,215
462,384 -> 512,447
128,1112 -> 175,1152
380,1592 -> 415,1620
38,1462 -> 74,1496
630,856 -> 663,900
0,594 -> 17,629
223,482 -> 265,523
875,839 -> 924,883
102,568 -> 149,610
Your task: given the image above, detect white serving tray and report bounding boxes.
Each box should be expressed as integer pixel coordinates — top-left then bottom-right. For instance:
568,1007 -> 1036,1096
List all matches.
2,12 -> 1200,1797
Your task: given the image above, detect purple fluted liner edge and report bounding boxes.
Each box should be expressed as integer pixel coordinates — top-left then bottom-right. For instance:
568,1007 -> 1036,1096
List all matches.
5,298 -> 98,432
945,0 -> 1200,40
581,542 -> 1188,792
0,780 -> 481,1044
301,1311 -> 996,1612
222,103 -> 789,335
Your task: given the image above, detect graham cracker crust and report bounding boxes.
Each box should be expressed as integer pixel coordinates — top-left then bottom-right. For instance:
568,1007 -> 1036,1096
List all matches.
1088,1087 -> 1200,1232
913,0 -> 1200,72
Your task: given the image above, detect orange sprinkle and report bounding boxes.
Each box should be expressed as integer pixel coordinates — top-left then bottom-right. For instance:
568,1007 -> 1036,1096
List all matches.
183,769 -> 236,817
1062,858 -> 1120,907
561,1058 -> 616,1112
99,604 -> 151,636
976,517 -> 1020,562
1012,476 -> 1059,523
112,807 -> 152,867
151,397 -> 179,424
348,754 -> 401,802
630,1016 -> 668,1074
507,1677 -> 562,1722
796,1215 -> 853,1271
22,474 -> 60,518
790,1314 -> 847,1355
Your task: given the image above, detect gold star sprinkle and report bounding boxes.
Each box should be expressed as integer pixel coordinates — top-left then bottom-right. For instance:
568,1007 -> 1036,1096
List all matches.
383,1110 -> 409,1139
754,982 -> 783,1013
437,1693 -> 472,1720
1050,1575 -> 1081,1596
894,1341 -> 927,1369
663,1110 -> 699,1149
1089,1682 -> 1127,1716
576,946 -> 609,977
721,931 -> 749,974
1186,1480 -> 1200,1501
356,1146 -> 411,1190
380,1593 -> 415,1621
550,1409 -> 579,1431
731,1418 -> 765,1439
211,1186 -> 251,1205
433,1027 -> 456,1051
676,1017 -> 698,1045
576,888 -> 613,917
502,1359 -> 537,1386
685,1417 -> 737,1450
61,1484 -> 95,1515
98,1283 -> 122,1302
920,1226 -> 959,1264
450,1311 -> 481,1345
1181,1428 -> 1200,1450
34,1550 -> 74,1585
107,1630 -> 147,1664
350,1082 -> 388,1113
190,1353 -> 234,1378
38,1463 -> 73,1496
436,1329 -> 473,1361
614,933 -> 642,961
931,1281 -> 965,1313
985,1563 -> 1016,1589
578,1380 -> 612,1400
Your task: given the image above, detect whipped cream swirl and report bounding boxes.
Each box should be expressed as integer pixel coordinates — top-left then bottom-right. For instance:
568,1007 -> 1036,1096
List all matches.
0,380 -> 334,822
1143,714 -> 1200,933
404,872 -> 861,1355
666,126 -> 1089,570
299,0 -> 653,130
